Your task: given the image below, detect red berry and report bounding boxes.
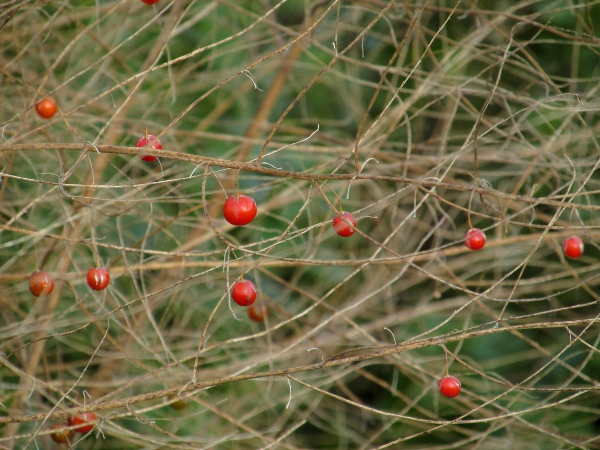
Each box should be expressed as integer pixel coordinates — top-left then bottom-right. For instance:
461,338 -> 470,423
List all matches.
248,303 -> 268,322
223,194 -> 257,226
464,228 -> 486,251
28,270 -> 54,297
142,0 -> 159,3
231,279 -> 257,306
332,211 -> 357,237
35,97 -> 57,119
135,134 -> 163,162
562,236 -> 584,259
67,412 -> 97,434
50,422 -> 73,444
87,268 -> 110,291
438,375 -> 461,398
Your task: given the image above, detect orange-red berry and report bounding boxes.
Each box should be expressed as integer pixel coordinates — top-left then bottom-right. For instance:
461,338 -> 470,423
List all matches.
29,270 -> 54,297
35,97 -> 57,119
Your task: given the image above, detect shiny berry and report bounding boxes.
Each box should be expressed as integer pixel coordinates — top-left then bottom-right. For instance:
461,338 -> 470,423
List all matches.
231,279 -> 257,306
67,412 -> 96,434
332,211 -> 357,237
135,134 -> 163,162
223,194 -> 257,226
28,270 -> 54,297
142,0 -> 159,3
464,228 -> 486,251
562,236 -> 584,259
35,97 -> 57,119
50,422 -> 73,444
438,375 -> 461,398
248,303 -> 268,322
87,268 -> 110,291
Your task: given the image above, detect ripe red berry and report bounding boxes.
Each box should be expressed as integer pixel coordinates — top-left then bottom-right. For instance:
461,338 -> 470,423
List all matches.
464,228 -> 486,251
231,279 -> 257,306
135,134 -> 163,162
142,0 -> 159,3
438,375 -> 461,398
248,303 -> 268,322
562,236 -> 584,259
35,97 -> 57,119
87,268 -> 110,291
28,270 -> 54,297
50,422 -> 73,444
67,412 -> 97,434
223,194 -> 257,226
332,211 -> 357,237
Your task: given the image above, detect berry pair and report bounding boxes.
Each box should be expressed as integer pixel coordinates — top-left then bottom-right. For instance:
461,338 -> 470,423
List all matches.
222,193 -> 359,238
34,98 -> 162,166
28,268 -> 110,297
216,193 -> 263,316
464,228 -> 585,259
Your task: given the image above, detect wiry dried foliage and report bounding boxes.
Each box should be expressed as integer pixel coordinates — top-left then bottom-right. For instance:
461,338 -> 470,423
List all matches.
1,1 -> 600,448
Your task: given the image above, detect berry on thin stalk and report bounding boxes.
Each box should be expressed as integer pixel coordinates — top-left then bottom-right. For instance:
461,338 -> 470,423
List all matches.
464,228 -> 486,251
35,97 -> 57,119
135,134 -> 162,162
562,236 -> 584,259
29,270 -> 54,297
223,194 -> 257,226
438,375 -> 461,398
231,279 -> 257,306
87,268 -> 110,291
332,211 -> 357,237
